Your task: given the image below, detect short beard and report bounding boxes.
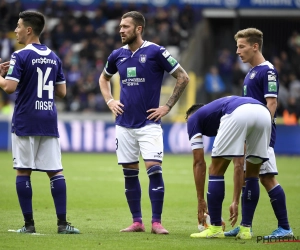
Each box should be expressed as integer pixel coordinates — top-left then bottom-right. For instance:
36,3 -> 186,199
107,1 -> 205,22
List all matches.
122,33 -> 137,45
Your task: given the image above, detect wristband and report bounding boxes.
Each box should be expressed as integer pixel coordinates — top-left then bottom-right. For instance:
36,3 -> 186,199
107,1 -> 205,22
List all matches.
106,98 -> 114,105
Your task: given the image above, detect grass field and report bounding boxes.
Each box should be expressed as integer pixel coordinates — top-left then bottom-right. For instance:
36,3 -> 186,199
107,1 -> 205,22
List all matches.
0,152 -> 299,250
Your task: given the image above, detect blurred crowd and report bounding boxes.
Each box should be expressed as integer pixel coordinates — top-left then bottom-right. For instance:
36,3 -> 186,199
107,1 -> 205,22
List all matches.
1,0 -> 300,125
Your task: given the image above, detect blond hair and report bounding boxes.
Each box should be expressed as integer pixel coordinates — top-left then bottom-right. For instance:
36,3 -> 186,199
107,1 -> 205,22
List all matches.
234,28 -> 263,51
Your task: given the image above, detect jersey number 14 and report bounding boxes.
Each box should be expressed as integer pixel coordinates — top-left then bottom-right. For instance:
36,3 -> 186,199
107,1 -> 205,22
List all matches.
37,67 -> 54,99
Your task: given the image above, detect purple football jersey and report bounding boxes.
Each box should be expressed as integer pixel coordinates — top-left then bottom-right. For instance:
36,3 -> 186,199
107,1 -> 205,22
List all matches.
242,61 -> 278,147
187,96 -> 266,139
104,41 -> 179,128
5,43 -> 65,137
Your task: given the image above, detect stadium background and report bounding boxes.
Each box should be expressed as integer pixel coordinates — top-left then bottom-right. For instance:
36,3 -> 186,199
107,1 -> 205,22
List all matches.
0,0 -> 300,154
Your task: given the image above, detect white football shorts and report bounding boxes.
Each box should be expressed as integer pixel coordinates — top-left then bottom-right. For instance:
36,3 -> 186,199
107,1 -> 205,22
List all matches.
243,146 -> 278,175
212,104 -> 271,162
12,133 -> 63,172
116,124 -> 164,164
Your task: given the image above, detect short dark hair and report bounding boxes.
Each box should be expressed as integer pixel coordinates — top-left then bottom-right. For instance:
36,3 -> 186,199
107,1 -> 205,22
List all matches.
185,104 -> 205,121
19,11 -> 45,36
122,11 -> 145,34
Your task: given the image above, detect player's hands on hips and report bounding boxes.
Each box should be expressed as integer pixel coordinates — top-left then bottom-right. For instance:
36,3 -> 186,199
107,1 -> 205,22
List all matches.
147,105 -> 170,122
107,99 -> 124,116
197,199 -> 207,225
229,202 -> 239,227
0,58 -> 10,77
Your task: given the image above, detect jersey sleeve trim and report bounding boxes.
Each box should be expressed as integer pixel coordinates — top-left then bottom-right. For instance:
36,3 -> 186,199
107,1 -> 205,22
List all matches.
190,133 -> 204,150
104,68 -> 114,76
56,81 -> 66,85
169,63 -> 180,75
264,93 -> 277,98
5,76 -> 19,82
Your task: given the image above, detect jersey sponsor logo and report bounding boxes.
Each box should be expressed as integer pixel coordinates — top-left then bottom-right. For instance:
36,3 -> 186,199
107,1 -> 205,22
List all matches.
9,59 -> 16,65
127,67 -> 136,77
243,85 -> 247,95
268,75 -> 276,81
249,70 -> 257,79
139,54 -> 147,63
121,77 -> 145,86
167,56 -> 177,66
162,50 -> 170,58
268,81 -> 277,92
31,57 -> 57,66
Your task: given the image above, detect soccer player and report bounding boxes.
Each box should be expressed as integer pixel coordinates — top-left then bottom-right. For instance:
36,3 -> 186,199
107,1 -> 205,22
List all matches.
225,28 -> 293,238
0,11 -> 79,234
99,11 -> 189,234
186,96 -> 272,239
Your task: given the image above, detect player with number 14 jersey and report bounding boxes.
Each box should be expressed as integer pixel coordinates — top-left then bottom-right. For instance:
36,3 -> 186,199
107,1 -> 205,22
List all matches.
6,43 -> 65,137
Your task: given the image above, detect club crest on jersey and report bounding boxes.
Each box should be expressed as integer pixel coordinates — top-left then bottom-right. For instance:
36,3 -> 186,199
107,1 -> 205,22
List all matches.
127,67 -> 136,77
249,71 -> 257,79
139,54 -> 147,63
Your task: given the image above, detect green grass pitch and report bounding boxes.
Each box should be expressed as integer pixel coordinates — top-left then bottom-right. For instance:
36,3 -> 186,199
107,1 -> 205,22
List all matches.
0,151 -> 299,250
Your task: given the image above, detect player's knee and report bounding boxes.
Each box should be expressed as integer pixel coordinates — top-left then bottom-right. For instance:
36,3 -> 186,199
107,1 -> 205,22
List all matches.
47,171 -> 63,178
17,169 -> 31,176
259,174 -> 278,189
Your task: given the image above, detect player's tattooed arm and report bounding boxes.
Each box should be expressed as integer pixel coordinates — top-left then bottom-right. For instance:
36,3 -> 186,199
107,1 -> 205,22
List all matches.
167,66 -> 189,110
147,66 -> 189,121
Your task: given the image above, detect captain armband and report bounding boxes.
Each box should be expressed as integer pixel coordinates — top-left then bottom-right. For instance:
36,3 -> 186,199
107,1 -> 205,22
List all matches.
190,136 -> 204,150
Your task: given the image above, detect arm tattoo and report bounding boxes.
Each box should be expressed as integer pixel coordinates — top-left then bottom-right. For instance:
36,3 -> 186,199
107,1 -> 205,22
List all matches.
166,66 -> 189,109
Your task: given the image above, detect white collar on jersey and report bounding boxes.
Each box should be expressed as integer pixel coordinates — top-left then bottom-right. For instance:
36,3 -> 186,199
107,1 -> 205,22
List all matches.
23,44 -> 52,56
